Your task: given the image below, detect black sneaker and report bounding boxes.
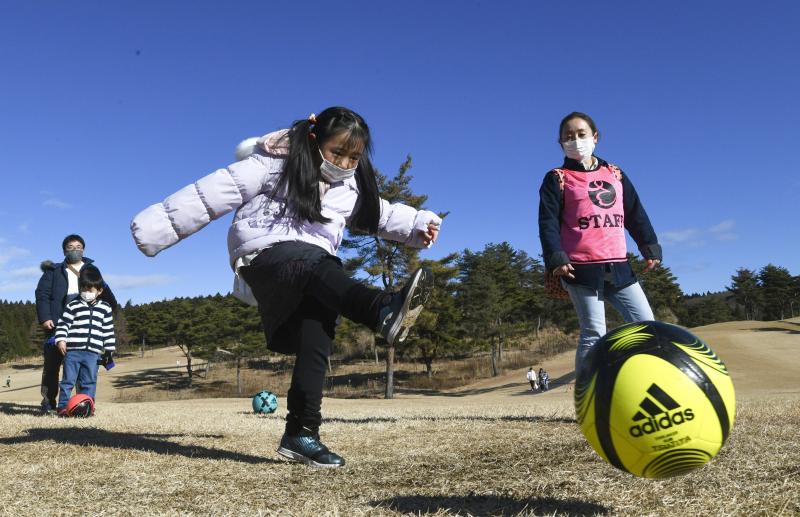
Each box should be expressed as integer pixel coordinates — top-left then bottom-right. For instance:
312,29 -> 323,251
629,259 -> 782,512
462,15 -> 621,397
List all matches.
376,267 -> 433,345
277,433 -> 345,468
40,400 -> 57,416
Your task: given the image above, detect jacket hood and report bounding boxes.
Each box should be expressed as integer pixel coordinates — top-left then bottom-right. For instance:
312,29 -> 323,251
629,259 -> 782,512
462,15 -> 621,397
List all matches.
40,257 -> 95,272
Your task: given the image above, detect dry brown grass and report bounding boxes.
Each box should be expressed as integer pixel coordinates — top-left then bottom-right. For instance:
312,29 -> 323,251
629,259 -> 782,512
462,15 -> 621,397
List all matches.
0,393 -> 797,516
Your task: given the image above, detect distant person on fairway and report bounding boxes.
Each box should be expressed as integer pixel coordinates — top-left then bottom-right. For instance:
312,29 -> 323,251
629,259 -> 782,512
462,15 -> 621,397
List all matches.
539,368 -> 550,391
538,112 -> 661,376
54,265 -> 116,416
526,367 -> 538,391
35,234 -> 117,414
131,107 -> 442,468
5,376 -> 10,388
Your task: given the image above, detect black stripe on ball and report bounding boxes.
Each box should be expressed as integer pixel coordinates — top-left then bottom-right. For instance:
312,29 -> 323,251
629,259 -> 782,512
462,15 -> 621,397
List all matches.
648,338 -> 731,443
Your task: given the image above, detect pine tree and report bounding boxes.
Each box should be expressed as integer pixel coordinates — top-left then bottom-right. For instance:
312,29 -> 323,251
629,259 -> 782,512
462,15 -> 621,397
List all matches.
758,264 -> 794,320
408,253 -> 461,378
456,243 -> 538,376
728,268 -> 761,320
339,155 -> 445,399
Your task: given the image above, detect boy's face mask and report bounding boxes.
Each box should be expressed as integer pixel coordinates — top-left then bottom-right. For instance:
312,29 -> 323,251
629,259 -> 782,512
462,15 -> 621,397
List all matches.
80,291 -> 97,303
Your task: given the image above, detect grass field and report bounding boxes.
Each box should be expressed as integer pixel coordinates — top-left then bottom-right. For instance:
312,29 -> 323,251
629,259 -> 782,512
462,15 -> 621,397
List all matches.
0,319 -> 798,516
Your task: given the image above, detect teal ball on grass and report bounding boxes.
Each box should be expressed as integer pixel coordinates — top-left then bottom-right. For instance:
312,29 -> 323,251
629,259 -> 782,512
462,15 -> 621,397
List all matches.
252,390 -> 278,414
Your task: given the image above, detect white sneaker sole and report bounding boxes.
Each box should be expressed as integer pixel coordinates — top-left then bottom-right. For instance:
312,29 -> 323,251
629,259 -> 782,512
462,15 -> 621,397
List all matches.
387,268 -> 434,345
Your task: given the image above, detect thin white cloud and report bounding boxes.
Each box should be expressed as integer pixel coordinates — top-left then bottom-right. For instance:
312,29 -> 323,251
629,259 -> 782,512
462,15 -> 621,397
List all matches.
0,281 -> 36,293
709,219 -> 735,233
662,219 -> 737,246
18,223 -> 30,233
0,246 -> 30,267
40,190 -> 72,209
661,228 -> 700,245
43,198 -> 72,209
709,219 -> 737,241
104,274 -> 175,289
8,266 -> 41,278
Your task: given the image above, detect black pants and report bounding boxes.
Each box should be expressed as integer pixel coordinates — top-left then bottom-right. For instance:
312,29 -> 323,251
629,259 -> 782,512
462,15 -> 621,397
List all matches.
41,343 -> 63,408
242,244 -> 388,435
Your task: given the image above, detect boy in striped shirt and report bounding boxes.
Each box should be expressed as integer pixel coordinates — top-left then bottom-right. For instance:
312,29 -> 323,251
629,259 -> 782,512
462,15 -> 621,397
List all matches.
55,265 -> 115,415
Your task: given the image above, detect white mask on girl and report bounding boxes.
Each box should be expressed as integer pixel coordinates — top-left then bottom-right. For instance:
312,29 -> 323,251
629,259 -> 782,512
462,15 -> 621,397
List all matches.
81,291 -> 97,303
319,149 -> 356,183
562,137 -> 596,162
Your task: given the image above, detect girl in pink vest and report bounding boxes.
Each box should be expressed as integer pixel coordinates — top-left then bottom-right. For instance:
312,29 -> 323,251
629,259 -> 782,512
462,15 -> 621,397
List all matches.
538,112 -> 662,375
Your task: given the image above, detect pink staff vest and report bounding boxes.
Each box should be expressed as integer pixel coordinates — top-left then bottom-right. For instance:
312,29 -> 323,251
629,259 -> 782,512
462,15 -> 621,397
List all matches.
557,164 -> 627,264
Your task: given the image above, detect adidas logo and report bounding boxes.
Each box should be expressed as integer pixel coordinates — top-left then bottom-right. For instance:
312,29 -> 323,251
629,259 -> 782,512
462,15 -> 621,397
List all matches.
628,383 -> 695,437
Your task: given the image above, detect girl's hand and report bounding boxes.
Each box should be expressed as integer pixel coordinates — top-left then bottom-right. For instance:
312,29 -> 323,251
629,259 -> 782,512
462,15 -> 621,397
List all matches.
553,263 -> 575,279
56,341 -> 67,355
642,259 -> 661,273
421,223 -> 439,246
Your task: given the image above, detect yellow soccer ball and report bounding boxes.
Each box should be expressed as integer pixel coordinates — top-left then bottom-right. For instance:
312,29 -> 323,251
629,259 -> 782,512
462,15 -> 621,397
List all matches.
575,321 -> 735,478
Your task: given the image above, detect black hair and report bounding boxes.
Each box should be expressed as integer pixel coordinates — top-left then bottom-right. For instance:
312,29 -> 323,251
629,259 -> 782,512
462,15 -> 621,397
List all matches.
272,106 -> 381,234
78,265 -> 104,291
558,112 -> 600,143
62,234 -> 85,251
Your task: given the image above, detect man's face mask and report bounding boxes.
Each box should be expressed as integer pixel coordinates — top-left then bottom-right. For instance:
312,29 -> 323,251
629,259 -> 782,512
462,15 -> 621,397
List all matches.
65,249 -> 83,264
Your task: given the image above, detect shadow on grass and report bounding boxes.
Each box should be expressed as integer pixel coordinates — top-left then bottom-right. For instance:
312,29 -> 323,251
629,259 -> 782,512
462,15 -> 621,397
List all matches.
750,326 -> 800,335
0,402 -> 43,416
0,384 -> 41,395
10,363 -> 40,370
398,382 -> 526,397
324,415 -> 576,425
111,368 -> 194,391
327,370 -> 411,389
372,494 -> 609,516
0,427 -> 282,464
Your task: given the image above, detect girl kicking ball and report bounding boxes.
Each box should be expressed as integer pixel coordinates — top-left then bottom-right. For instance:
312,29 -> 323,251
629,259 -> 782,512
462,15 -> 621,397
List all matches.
131,107 -> 442,467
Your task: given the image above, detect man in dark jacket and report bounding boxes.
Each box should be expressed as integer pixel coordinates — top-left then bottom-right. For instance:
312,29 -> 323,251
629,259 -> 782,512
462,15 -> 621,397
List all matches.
35,234 -> 116,413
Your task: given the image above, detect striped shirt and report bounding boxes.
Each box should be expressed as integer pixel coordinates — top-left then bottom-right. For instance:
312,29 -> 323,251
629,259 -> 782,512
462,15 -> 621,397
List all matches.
54,299 -> 116,355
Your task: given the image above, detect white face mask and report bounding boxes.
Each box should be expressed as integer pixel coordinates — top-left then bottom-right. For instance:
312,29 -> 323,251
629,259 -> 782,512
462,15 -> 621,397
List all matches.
562,137 -> 596,162
80,291 -> 97,303
319,149 -> 356,183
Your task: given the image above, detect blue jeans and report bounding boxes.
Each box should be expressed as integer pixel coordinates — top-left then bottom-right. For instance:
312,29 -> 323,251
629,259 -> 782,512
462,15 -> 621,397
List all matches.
57,350 -> 99,409
563,280 -> 654,374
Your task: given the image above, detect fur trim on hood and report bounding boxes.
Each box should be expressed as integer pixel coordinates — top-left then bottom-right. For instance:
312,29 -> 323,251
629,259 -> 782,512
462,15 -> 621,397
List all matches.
40,260 -> 56,272
234,129 -> 290,161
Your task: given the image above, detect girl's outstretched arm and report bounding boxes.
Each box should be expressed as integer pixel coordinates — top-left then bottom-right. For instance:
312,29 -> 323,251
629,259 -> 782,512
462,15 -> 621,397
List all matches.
375,199 -> 442,249
131,153 -> 284,257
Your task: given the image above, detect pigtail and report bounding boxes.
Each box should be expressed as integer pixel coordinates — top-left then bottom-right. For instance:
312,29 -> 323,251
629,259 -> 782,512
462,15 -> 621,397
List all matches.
351,159 -> 380,234
272,119 -> 329,225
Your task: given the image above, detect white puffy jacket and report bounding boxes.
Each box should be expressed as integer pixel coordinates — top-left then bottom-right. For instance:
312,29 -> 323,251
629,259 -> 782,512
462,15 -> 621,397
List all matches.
130,131 -> 442,269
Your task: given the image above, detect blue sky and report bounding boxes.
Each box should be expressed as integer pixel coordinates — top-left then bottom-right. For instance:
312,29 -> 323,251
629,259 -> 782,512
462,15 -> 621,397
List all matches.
1,1 -> 798,304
